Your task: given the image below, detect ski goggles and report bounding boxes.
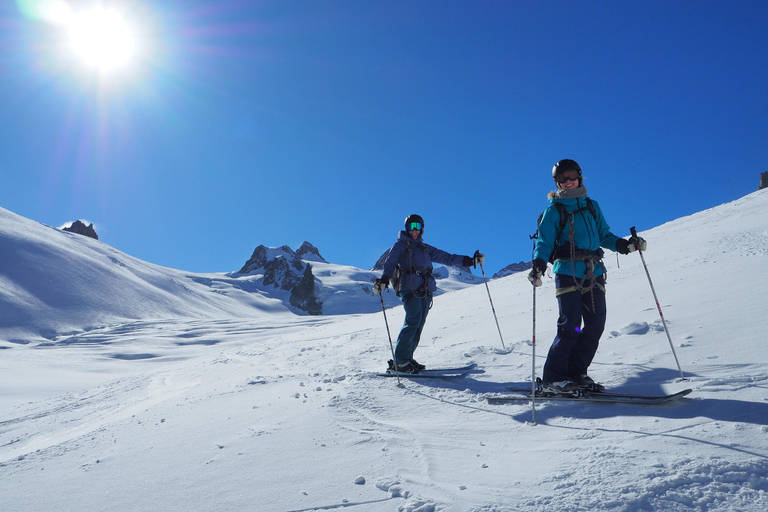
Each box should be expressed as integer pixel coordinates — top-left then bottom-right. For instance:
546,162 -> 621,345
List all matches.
556,172 -> 581,184
407,222 -> 423,231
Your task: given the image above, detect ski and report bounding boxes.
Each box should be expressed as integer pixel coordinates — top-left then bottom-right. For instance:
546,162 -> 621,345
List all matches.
376,371 -> 469,379
420,363 -> 478,373
488,388 -> 692,405
506,385 -> 693,401
376,363 -> 479,379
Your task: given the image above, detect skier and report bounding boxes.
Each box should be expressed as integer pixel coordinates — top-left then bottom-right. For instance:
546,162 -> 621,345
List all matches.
373,214 -> 484,374
528,159 -> 646,393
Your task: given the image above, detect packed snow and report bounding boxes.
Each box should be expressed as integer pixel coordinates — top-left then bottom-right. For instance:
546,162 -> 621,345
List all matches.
2,190 -> 768,511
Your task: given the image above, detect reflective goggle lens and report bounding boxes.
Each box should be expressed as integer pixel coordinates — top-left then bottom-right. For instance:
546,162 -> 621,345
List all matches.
556,172 -> 580,184
407,222 -> 422,231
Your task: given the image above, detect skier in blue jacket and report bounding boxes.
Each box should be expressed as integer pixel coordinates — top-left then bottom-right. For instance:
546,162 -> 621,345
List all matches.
374,214 -> 483,374
528,159 -> 646,394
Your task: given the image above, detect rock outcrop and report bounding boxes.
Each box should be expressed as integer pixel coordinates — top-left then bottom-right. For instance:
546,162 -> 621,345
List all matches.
62,220 -> 99,240
238,242 -> 324,315
289,264 -> 322,315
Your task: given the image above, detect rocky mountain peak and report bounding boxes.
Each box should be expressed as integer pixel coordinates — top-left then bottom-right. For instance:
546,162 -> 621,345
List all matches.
296,241 -> 325,262
237,242 -> 325,315
62,220 -> 99,240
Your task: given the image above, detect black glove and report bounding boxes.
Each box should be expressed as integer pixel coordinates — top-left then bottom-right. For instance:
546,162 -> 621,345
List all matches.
472,250 -> 485,267
373,275 -> 389,294
615,238 -> 630,255
462,256 -> 473,267
527,259 -> 547,287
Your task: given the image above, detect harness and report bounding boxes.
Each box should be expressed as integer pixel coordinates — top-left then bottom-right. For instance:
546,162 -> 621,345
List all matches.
550,200 -> 606,308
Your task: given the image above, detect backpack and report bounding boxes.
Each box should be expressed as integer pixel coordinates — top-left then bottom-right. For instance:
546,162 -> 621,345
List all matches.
535,198 -> 597,263
390,265 -> 402,297
389,240 -> 412,297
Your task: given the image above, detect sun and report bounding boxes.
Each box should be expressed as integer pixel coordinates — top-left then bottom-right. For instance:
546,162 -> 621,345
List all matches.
68,8 -> 135,70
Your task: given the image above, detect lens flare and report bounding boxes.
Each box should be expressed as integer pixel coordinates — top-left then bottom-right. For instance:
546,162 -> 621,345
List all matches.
15,0 -> 70,23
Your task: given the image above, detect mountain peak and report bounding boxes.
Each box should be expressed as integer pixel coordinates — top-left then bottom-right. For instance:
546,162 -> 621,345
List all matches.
62,220 -> 99,240
296,241 -> 326,262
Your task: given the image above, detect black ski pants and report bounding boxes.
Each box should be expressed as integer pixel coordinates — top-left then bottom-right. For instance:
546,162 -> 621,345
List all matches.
542,274 -> 607,383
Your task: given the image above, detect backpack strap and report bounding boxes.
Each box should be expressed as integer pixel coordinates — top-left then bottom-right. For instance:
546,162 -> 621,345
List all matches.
554,198 -> 596,244
536,199 -> 598,264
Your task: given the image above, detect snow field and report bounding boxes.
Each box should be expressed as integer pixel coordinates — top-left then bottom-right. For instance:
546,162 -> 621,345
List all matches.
2,190 -> 768,511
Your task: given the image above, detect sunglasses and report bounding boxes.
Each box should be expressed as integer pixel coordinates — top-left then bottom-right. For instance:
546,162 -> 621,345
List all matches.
556,172 -> 580,184
407,222 -> 423,231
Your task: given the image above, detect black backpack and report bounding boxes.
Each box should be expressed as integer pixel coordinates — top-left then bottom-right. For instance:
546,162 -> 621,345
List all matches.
535,199 -> 597,263
389,240 -> 412,297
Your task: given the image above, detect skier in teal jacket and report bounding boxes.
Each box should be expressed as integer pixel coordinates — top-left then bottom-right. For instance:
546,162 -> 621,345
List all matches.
528,159 -> 646,394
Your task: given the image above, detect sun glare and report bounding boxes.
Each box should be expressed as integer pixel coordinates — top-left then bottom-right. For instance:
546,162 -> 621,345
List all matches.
68,8 -> 135,70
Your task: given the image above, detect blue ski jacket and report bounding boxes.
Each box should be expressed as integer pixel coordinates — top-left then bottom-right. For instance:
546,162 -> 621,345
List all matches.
382,231 -> 467,294
533,195 -> 621,279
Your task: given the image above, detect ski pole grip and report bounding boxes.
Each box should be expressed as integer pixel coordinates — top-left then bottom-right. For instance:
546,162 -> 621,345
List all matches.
630,226 -> 638,238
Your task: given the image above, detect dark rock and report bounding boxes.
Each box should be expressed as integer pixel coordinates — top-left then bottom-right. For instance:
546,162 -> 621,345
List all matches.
239,245 -> 303,274
63,220 -> 98,240
296,241 -> 326,262
263,257 -> 300,291
238,242 -> 324,314
289,264 -> 323,315
760,172 -> 768,190
239,245 -> 269,274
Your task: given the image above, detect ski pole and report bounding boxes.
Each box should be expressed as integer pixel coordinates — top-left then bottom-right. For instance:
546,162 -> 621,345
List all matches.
529,236 -> 539,425
478,261 -> 506,350
530,276 -> 537,424
378,292 -> 402,386
630,226 -> 686,381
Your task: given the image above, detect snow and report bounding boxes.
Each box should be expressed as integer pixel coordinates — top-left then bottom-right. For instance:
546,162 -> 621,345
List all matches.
2,190 -> 768,511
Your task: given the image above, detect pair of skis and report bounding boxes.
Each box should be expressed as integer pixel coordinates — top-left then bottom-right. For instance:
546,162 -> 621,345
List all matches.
376,364 -> 692,405
376,363 -> 480,379
487,384 -> 692,405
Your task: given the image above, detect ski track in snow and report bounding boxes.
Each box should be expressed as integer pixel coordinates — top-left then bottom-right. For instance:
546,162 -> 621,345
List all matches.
3,310 -> 768,511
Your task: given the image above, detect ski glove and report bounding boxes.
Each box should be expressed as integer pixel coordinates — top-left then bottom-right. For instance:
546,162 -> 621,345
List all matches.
472,250 -> 485,267
628,236 -> 647,253
373,275 -> 389,295
527,259 -> 547,287
615,238 -> 630,255
616,237 -> 648,255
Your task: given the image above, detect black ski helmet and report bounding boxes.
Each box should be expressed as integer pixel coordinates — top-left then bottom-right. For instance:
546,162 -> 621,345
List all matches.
404,214 -> 424,233
552,159 -> 582,185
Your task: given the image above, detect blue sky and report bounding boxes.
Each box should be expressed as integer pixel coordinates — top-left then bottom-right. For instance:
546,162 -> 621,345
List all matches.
2,1 -> 767,277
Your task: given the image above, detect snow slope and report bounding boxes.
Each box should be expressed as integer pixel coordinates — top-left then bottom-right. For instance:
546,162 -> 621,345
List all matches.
0,206 -> 480,344
2,190 -> 768,512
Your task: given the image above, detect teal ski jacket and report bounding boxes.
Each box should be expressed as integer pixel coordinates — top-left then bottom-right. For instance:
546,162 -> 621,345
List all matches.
533,195 -> 621,279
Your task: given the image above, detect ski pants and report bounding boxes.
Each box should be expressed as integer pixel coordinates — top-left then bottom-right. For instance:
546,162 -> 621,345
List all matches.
394,291 -> 432,366
542,274 -> 607,383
